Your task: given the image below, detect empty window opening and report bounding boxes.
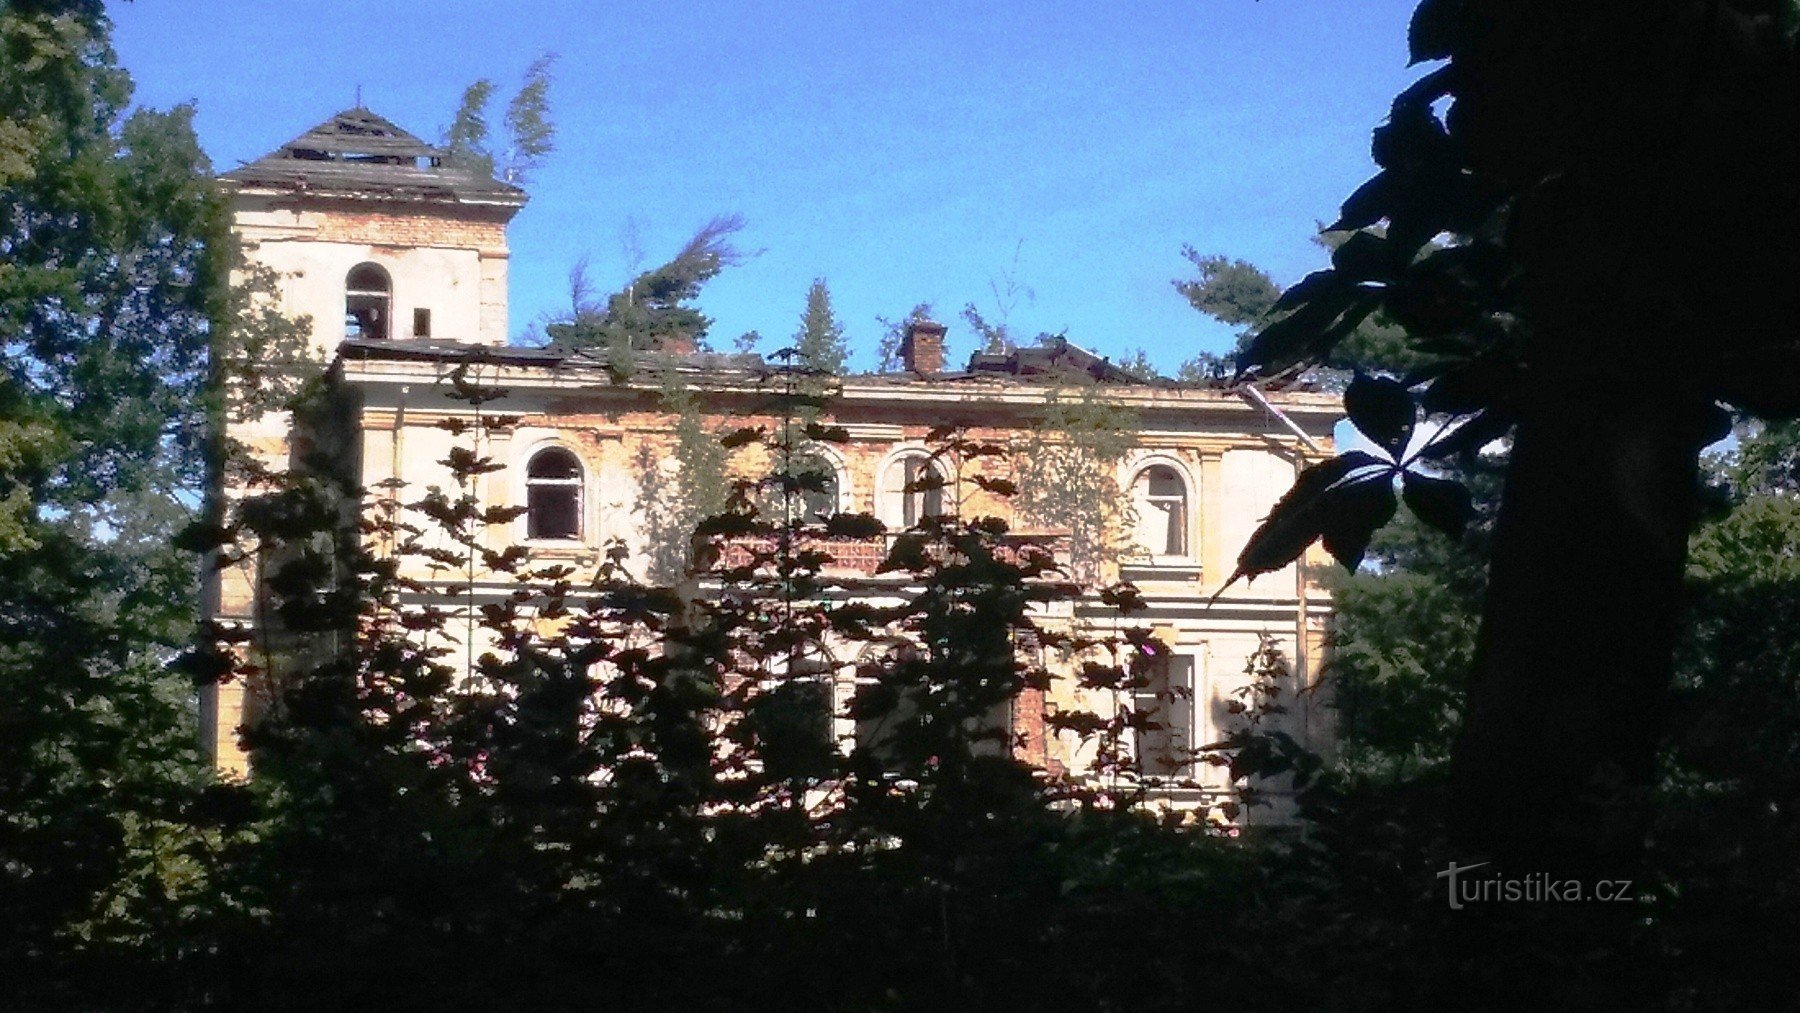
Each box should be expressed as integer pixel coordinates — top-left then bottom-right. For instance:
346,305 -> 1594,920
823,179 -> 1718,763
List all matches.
1132,465 -> 1189,557
526,447 -> 583,540
881,453 -> 946,529
345,262 -> 392,340
793,451 -> 839,523
413,307 -> 432,339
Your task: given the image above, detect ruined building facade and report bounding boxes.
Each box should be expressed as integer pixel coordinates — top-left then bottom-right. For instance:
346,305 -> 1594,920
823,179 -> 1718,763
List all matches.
204,109 -> 1340,810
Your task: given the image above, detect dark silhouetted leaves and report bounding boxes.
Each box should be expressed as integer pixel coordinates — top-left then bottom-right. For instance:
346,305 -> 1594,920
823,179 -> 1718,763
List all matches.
1226,451 -> 1395,585
1330,173 -> 1394,233
1407,0 -> 1463,65
1402,471 -> 1475,538
1344,374 -> 1416,458
972,475 -> 1017,496
823,512 -> 885,539
1321,475 -> 1398,570
720,426 -> 764,449
1417,408 -> 1514,462
1237,286 -> 1378,377
1331,231 -> 1399,284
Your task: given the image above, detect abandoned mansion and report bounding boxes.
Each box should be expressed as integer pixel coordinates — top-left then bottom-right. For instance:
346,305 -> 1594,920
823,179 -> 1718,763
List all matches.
202,107 -> 1342,808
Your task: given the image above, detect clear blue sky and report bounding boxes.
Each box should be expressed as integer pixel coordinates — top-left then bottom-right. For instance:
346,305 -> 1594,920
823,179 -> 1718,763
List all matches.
112,0 -> 1420,374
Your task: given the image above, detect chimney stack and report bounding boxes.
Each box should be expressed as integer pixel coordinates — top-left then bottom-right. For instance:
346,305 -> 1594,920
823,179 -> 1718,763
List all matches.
900,319 -> 947,375
661,333 -> 697,357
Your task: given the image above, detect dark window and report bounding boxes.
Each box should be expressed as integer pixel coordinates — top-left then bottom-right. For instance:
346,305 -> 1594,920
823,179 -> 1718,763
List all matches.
853,641 -> 923,766
345,262 -> 391,340
413,307 -> 431,338
526,447 -> 582,540
794,451 -> 839,523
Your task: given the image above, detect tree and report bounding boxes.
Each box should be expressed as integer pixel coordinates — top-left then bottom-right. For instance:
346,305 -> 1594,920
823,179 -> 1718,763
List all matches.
1011,387 -> 1139,583
1174,236 -> 1434,379
444,54 -> 557,185
875,302 -> 936,372
546,214 -> 745,370
961,239 -> 1034,356
792,277 -> 848,375
1226,0 -> 1800,876
0,2 -> 294,998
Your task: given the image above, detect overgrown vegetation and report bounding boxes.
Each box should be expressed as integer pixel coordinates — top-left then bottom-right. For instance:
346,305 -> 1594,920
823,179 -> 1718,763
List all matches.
10,2 -> 1800,1008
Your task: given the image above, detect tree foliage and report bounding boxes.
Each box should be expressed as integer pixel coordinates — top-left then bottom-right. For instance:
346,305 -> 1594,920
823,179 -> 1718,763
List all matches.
1218,0 -> 1800,877
444,53 -> 557,185
546,214 -> 746,371
792,277 -> 848,375
874,301 -> 936,372
1011,386 -> 1139,582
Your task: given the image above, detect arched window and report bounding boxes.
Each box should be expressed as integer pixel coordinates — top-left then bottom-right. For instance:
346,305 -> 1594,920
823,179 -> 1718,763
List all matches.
525,447 -> 583,540
345,262 -> 391,340
1131,464 -> 1190,558
793,450 -> 840,523
879,452 -> 946,529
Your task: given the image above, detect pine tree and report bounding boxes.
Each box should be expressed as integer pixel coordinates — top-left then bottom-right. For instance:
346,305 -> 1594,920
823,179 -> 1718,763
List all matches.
793,278 -> 848,375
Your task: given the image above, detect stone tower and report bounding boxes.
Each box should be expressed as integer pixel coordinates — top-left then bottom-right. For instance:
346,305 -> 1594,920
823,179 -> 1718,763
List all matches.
203,108 -> 527,774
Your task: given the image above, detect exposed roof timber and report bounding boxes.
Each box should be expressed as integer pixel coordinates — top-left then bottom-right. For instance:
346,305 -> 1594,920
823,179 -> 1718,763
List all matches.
220,107 -> 526,208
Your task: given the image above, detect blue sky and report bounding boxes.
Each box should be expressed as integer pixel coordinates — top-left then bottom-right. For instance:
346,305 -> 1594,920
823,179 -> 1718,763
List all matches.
111,1 -> 1421,374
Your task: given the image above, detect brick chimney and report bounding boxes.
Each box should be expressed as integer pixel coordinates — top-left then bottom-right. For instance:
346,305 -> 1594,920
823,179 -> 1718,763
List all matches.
900,319 -> 947,374
661,333 -> 696,357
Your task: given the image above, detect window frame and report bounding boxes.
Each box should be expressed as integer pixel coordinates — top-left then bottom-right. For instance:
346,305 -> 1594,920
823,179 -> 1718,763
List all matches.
785,444 -> 848,525
1126,456 -> 1197,564
1132,648 -> 1199,781
344,261 -> 392,341
877,448 -> 949,530
522,445 -> 586,544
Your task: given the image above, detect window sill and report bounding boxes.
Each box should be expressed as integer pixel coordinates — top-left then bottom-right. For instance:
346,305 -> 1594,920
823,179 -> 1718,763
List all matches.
522,540 -> 593,560
1118,560 -> 1202,583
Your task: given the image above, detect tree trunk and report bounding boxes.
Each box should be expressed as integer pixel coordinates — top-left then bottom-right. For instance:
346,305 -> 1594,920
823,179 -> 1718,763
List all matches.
1450,380 -> 1711,875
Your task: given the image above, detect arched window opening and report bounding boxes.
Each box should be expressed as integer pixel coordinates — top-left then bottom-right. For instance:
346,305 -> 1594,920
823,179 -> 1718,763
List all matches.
793,451 -> 840,523
345,262 -> 392,340
526,447 -> 583,540
880,453 -> 946,529
1131,464 -> 1189,557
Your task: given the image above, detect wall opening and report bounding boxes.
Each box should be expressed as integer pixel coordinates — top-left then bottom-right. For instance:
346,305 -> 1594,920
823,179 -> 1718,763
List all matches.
345,262 -> 392,340
526,447 -> 583,540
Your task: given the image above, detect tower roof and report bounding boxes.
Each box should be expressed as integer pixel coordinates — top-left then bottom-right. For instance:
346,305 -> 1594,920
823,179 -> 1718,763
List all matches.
220,107 -> 527,207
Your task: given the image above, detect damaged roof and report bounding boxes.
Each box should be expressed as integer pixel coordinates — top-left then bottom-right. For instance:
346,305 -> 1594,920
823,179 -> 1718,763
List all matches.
220,107 -> 527,207
965,336 -> 1150,384
337,337 -> 1274,391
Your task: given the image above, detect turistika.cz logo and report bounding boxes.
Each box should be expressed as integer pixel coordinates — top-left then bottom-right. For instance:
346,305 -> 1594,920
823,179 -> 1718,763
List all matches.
1435,861 -> 1637,910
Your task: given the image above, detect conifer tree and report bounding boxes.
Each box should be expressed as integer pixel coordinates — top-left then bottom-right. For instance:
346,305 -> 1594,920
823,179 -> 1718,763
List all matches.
793,278 -> 848,376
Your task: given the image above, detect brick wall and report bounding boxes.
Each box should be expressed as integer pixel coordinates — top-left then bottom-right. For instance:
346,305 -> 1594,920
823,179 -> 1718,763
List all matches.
312,202 -> 510,252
